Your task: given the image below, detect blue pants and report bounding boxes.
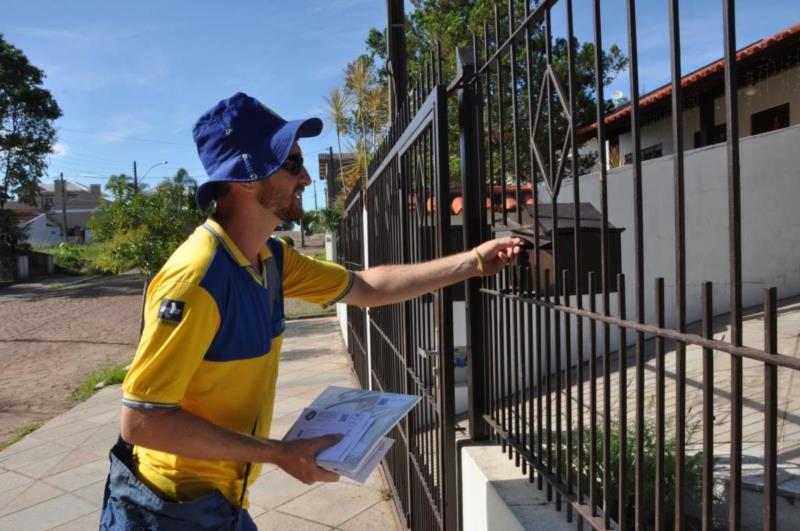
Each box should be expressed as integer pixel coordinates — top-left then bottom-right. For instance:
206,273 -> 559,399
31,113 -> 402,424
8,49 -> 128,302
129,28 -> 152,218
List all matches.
100,438 -> 256,530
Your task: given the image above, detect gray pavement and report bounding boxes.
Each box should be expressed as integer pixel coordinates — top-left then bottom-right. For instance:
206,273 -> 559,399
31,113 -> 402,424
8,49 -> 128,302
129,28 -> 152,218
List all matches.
0,317 -> 402,531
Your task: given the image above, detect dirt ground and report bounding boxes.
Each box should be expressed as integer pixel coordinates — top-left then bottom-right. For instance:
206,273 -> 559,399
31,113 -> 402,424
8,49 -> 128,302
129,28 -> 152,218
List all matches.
0,234 -> 330,442
0,273 -> 142,440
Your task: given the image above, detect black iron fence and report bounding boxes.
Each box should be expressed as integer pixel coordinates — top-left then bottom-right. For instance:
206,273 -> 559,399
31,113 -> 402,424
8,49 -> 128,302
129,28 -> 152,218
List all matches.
337,185 -> 369,387
336,1 -> 797,530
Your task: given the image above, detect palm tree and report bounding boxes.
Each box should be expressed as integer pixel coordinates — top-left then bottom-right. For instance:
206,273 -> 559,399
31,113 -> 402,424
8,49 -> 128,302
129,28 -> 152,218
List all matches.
346,58 -> 372,185
324,87 -> 351,194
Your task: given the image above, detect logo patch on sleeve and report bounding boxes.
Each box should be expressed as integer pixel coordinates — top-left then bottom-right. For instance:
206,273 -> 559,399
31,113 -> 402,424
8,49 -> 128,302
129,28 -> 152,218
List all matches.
158,299 -> 185,324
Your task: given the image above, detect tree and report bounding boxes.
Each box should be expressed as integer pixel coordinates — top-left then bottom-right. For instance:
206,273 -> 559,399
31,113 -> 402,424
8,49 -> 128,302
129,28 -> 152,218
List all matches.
89,169 -> 203,276
0,34 -> 61,254
0,34 -> 61,209
324,87 -> 351,193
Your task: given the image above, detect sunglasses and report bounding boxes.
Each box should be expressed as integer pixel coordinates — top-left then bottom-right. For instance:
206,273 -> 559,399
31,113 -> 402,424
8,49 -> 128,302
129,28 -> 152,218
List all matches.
281,153 -> 305,175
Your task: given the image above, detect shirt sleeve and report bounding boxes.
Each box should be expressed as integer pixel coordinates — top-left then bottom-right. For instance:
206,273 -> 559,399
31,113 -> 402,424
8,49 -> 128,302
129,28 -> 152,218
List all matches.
122,279 -> 220,409
281,241 -> 354,306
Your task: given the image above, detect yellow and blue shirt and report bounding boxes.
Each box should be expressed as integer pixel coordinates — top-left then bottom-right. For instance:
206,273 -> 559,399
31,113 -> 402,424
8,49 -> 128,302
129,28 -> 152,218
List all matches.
122,217 -> 353,505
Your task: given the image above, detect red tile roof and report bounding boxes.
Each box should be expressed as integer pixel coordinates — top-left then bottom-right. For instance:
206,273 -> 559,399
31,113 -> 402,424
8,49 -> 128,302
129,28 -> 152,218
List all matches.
579,22 -> 800,138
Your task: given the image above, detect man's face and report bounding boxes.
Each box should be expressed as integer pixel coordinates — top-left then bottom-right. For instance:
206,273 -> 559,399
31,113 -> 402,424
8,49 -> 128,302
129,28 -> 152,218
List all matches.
257,144 -> 310,223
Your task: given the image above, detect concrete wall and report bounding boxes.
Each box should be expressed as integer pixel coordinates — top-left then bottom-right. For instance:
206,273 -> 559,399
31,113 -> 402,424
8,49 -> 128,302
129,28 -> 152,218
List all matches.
558,123 -> 800,351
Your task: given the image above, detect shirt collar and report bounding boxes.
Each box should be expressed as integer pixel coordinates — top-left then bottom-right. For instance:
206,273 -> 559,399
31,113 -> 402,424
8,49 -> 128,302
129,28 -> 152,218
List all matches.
204,217 -> 271,268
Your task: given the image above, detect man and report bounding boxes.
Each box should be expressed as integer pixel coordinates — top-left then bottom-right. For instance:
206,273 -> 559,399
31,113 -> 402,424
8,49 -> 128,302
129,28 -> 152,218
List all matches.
100,92 -> 520,530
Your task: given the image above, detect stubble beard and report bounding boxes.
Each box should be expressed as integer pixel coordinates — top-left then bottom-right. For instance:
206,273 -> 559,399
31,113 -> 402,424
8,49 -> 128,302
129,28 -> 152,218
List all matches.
258,180 -> 303,223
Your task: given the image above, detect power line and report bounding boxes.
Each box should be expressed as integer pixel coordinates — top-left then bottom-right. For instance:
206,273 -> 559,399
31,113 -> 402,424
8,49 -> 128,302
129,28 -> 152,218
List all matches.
58,128 -> 193,147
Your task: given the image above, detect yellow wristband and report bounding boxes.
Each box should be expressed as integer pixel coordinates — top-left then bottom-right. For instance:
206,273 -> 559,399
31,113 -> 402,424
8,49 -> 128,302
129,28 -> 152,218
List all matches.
471,248 -> 484,275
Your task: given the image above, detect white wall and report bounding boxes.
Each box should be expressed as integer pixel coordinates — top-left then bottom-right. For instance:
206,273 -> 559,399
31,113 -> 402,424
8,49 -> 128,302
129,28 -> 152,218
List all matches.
557,123 -> 800,353
24,215 -> 62,248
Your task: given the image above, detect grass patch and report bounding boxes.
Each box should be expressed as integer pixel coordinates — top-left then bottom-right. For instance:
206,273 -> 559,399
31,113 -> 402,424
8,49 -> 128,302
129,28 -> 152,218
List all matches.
47,282 -> 65,290
285,298 -> 337,320
72,362 -> 129,403
0,421 -> 43,451
39,242 -> 106,275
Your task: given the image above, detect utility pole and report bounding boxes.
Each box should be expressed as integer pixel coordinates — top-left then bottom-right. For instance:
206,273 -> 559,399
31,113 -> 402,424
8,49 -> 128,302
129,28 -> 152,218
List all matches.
328,146 -> 334,205
386,0 -> 407,121
133,161 -> 139,194
313,180 -> 318,210
59,172 -> 68,242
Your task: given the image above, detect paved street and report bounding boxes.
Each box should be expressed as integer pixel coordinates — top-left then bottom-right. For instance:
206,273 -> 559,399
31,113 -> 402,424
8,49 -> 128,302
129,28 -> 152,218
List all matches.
0,273 -> 142,440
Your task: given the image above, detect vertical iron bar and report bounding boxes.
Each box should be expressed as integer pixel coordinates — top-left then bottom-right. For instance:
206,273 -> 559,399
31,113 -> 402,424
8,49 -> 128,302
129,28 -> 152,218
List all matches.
545,268 -> 553,501
722,1 -> 743,528
589,272 -> 598,516
617,274 -> 628,531
702,282 -> 714,531
565,0 -> 585,512
764,287 -> 777,531
622,0 -> 645,527
514,266 -> 523,468
494,5 -> 507,226
655,278 -> 665,531
563,268 -> 573,516
458,46 -> 489,441
591,0 -> 612,523
508,0 -> 521,226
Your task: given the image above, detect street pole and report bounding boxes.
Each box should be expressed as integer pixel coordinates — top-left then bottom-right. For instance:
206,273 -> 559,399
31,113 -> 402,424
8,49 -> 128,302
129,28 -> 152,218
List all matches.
314,180 -> 318,210
133,161 -> 139,194
60,172 -> 68,242
328,146 -> 334,205
386,0 -> 407,121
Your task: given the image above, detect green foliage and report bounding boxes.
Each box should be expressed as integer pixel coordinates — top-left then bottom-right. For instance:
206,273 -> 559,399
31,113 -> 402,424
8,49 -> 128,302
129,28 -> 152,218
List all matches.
71,362 -> 129,402
0,33 -> 61,210
301,208 -> 342,235
52,242 -> 85,272
278,235 -> 294,248
0,208 -> 30,253
89,169 -> 203,275
0,421 -> 42,451
551,409 -> 714,529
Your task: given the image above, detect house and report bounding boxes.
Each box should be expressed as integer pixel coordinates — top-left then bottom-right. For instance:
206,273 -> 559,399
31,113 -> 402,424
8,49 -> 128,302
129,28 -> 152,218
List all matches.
36,180 -> 104,243
5,180 -> 105,247
579,22 -> 800,168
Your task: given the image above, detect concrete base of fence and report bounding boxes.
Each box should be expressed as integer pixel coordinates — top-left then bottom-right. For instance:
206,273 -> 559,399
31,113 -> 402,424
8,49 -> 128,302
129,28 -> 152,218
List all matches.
460,443 -> 572,531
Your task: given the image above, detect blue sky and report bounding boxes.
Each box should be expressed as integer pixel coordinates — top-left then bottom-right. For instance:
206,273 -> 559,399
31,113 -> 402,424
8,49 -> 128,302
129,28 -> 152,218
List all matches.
4,0 -> 798,211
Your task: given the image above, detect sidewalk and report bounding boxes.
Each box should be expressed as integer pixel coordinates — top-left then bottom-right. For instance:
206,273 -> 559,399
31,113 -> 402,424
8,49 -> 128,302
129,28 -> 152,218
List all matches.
0,317 -> 403,530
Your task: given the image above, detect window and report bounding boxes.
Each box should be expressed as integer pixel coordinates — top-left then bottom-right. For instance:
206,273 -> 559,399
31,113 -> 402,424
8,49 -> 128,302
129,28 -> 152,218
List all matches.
642,143 -> 663,161
751,103 -> 790,135
622,143 -> 663,165
693,123 -> 727,148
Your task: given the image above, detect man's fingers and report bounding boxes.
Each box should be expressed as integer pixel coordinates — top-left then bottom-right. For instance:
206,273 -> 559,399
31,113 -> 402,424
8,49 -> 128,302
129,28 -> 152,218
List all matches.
315,467 -> 341,482
310,433 -> 344,453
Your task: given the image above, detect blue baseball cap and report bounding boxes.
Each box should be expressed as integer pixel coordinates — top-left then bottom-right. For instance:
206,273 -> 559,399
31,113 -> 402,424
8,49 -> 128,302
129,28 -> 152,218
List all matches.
192,92 -> 323,212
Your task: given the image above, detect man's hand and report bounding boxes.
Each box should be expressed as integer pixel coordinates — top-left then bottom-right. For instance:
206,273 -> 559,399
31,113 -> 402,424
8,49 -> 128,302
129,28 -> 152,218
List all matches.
472,237 -> 522,277
271,434 -> 343,485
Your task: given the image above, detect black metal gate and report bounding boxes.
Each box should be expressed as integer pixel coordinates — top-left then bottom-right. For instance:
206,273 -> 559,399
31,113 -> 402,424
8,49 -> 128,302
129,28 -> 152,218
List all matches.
365,84 -> 457,531
338,185 -> 369,387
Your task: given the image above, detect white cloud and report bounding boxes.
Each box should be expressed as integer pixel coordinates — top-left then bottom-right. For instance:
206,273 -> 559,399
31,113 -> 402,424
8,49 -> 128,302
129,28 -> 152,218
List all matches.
51,142 -> 68,157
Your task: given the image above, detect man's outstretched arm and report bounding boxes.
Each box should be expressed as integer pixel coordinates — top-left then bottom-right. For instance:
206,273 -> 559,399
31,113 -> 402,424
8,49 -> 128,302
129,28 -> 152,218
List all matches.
341,237 -> 521,308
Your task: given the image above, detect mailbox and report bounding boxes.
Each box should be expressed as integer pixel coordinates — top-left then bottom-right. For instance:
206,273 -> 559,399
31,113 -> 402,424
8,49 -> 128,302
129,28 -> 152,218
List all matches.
495,203 -> 624,295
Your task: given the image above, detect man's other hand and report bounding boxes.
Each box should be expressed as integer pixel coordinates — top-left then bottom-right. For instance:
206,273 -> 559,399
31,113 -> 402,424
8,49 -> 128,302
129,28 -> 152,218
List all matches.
272,434 -> 343,484
473,237 -> 522,276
